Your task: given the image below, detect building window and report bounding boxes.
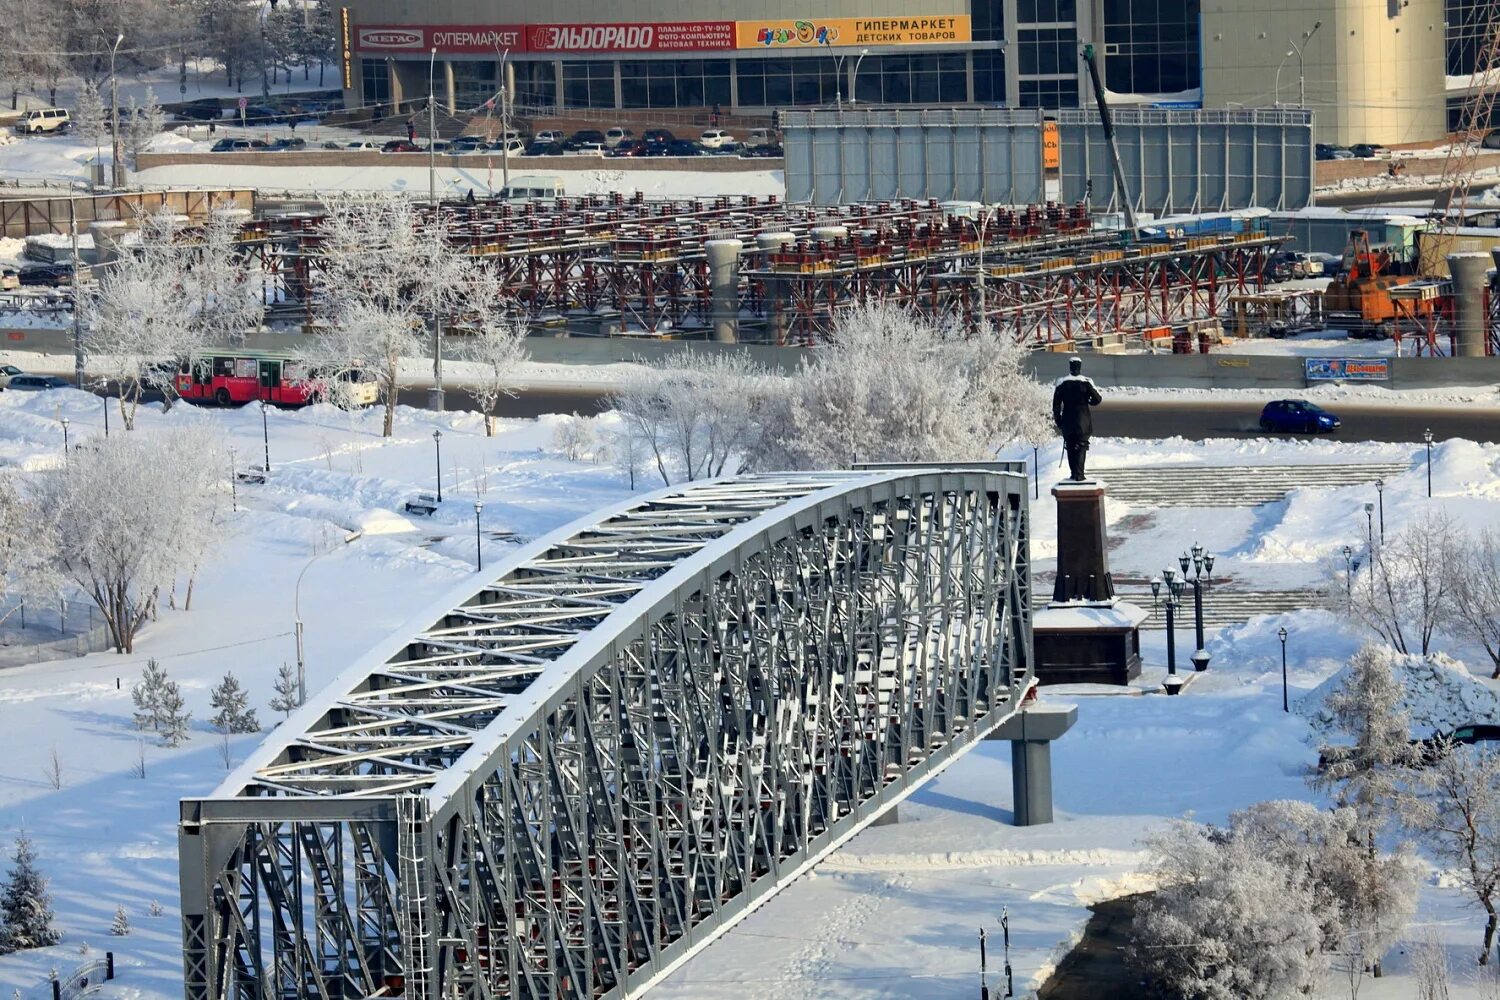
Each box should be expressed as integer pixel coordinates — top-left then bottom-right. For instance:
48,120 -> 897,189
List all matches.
1017,0 -> 1077,23
1018,28 -> 1075,75
1101,0 -> 1201,94
973,0 -> 1005,42
621,59 -> 730,108
514,61 -> 556,108
360,59 -> 390,106
451,62 -> 497,111
850,53 -> 967,104
561,61 -> 614,108
1447,0 -> 1494,77
737,57 -> 841,107
974,50 -> 1006,104
1019,78 -> 1078,108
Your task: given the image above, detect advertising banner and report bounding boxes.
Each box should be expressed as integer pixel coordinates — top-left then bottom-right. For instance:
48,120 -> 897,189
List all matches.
355,25 -> 526,53
735,15 -> 970,49
527,22 -> 734,52
1304,358 -> 1391,382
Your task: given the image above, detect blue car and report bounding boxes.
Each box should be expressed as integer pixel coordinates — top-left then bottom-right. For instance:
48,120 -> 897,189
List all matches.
1259,399 -> 1340,434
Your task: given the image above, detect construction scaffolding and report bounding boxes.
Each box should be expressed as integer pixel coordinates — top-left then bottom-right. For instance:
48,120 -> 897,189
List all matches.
179,467 -> 1035,1000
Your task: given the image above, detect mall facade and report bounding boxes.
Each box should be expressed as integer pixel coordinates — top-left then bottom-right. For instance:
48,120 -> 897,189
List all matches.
338,1 -> 1483,143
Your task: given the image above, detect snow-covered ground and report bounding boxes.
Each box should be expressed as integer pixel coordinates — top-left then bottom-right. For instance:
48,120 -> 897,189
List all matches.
1,386 -> 1499,997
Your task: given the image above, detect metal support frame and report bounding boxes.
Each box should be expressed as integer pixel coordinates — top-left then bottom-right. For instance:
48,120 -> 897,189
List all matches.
181,468 -> 1034,1000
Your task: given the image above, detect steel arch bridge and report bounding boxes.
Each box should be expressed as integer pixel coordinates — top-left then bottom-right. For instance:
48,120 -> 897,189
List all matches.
179,467 -> 1035,1000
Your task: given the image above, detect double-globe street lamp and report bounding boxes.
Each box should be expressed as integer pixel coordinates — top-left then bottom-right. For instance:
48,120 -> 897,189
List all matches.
1176,542 -> 1215,673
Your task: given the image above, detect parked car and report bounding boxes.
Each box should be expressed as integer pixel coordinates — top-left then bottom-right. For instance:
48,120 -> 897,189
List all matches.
741,143 -> 784,158
382,139 -> 422,153
0,268 -> 18,291
485,138 -> 526,155
1265,256 -> 1296,283
642,128 -> 675,147
173,100 -> 223,122
266,137 -> 306,151
1259,399 -> 1340,434
0,364 -> 25,389
18,264 -> 77,287
1349,143 -> 1389,158
1315,143 -> 1355,161
569,141 -> 607,155
745,127 -> 776,147
1411,724 -> 1500,765
448,135 -> 488,151
1306,251 -> 1343,277
605,126 -> 635,147
563,129 -> 606,150
5,374 -> 70,391
524,140 -> 564,156
700,128 -> 734,149
15,108 -> 70,134
1483,130 -> 1500,150
210,138 -> 268,152
345,140 -> 382,151
609,139 -> 643,157
533,130 -> 562,144
659,139 -> 702,156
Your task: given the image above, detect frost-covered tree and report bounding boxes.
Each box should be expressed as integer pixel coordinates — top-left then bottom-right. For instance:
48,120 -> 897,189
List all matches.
769,303 -> 1051,470
552,415 -> 597,462
298,195 -> 475,437
1404,741 -> 1500,965
1312,644 -> 1416,825
109,905 -> 129,937
0,476 -> 55,631
1348,516 -> 1456,656
1450,527 -> 1500,678
131,659 -> 170,731
180,208 -> 264,348
269,662 -> 301,718
158,679 -> 190,747
209,671 -> 259,734
26,427 -> 226,652
74,78 -> 106,145
0,833 -> 60,953
610,352 -> 773,486
1128,819 -> 1329,999
123,88 -> 165,164
456,268 -> 528,436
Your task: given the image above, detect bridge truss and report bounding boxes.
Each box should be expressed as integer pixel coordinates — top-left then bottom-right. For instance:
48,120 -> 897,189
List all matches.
180,467 -> 1034,1000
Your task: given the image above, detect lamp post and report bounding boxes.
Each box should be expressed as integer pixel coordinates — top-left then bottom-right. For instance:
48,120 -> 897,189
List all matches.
1364,501 -> 1375,554
428,47 -> 439,208
474,499 -> 484,572
432,429 -> 444,502
1162,569 -> 1184,687
1374,478 -> 1385,543
294,530 -> 364,707
107,32 -> 125,188
59,417 -> 70,459
497,46 -> 511,191
1289,20 -> 1322,108
1178,542 -> 1215,672
1273,50 -> 1293,108
850,48 -> 871,106
1341,544 -> 1353,602
1032,444 -> 1039,499
1424,428 -> 1434,497
260,400 -> 271,472
976,206 -> 994,332
1278,626 -> 1289,712
1150,574 -> 1162,618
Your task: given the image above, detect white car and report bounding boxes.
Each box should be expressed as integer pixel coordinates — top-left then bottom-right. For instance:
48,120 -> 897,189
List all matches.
486,137 -> 526,155
605,127 -> 634,147
746,128 -> 775,146
0,364 -> 24,389
15,108 -> 70,134
533,130 -> 562,144
700,128 -> 734,149
345,140 -> 381,151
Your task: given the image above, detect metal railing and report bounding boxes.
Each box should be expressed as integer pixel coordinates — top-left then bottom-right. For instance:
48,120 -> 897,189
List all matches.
53,954 -> 113,1000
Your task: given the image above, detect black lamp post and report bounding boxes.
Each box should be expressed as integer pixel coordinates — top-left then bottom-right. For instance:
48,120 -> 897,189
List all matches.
1150,574 -> 1162,618
1178,541 -> 1214,672
1341,544 -> 1353,601
1364,501 -> 1375,554
474,499 -> 484,572
1278,626 -> 1289,712
1032,445 -> 1039,500
260,401 -> 271,472
1162,567 -> 1184,680
432,429 -> 444,503
59,417 -> 70,460
1374,478 -> 1384,543
1424,428 -> 1434,498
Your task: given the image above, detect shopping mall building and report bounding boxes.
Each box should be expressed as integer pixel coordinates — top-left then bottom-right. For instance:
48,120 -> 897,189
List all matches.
338,1 -> 1490,143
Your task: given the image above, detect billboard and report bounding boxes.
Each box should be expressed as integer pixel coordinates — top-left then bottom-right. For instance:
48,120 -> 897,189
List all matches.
527,22 -> 734,52
1305,358 -> 1391,382
735,16 -> 969,48
355,25 -> 524,52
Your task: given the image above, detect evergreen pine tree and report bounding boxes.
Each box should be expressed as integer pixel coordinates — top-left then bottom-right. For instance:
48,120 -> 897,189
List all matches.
0,834 -> 60,952
131,658 -> 169,732
109,904 -> 129,936
210,672 -> 259,734
269,662 -> 301,718
75,79 -> 106,145
158,680 -> 191,748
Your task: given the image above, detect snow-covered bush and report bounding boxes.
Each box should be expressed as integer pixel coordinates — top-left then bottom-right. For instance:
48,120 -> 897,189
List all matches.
456,267 -> 528,436
210,671 -> 259,734
0,833 -> 60,953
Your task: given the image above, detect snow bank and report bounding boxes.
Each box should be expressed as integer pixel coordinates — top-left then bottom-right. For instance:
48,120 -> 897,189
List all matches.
1298,647 -> 1500,737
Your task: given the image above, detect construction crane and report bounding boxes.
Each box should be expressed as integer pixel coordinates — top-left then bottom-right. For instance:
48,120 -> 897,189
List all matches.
1081,42 -> 1137,234
1433,5 -> 1500,230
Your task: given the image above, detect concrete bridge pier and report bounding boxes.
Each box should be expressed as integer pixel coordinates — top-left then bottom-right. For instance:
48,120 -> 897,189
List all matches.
987,702 -> 1077,825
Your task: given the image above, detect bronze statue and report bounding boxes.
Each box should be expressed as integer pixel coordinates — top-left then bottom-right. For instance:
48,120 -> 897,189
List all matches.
1052,357 -> 1102,482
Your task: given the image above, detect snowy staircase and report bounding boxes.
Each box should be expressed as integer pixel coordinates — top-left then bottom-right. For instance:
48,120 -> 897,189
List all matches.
1091,463 -> 1409,507
1032,587 -> 1326,631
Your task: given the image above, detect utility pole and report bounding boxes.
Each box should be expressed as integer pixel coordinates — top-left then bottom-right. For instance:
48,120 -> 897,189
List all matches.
70,200 -> 84,387
427,46 -> 445,412
108,33 -> 125,188
498,47 -> 511,191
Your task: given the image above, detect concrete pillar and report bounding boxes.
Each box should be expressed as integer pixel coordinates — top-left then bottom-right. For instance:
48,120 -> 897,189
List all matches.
986,702 -> 1077,827
386,58 -> 404,111
443,60 -> 457,115
757,232 -> 796,345
1449,252 -> 1491,358
706,238 -> 743,342
504,60 -> 516,104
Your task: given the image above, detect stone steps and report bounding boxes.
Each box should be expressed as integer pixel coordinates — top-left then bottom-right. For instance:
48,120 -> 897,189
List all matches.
1090,463 -> 1410,507
1032,587 -> 1326,631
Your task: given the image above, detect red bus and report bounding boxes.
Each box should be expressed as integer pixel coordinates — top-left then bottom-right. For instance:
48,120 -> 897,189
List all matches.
175,350 -> 377,407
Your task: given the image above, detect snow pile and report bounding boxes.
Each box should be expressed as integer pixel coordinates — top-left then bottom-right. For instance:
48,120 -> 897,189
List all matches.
1298,647 -> 1500,737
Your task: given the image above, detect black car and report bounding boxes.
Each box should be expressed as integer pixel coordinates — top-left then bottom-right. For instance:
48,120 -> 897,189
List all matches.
741,143 -> 784,158
17,264 -> 76,287
173,100 -> 223,121
1411,724 -> 1500,765
1349,143 -> 1387,159
266,137 -> 306,151
524,141 -> 564,156
5,374 -> 70,391
662,139 -> 702,156
563,129 -> 606,150
642,128 -> 675,147
210,138 -> 269,152
240,104 -> 284,124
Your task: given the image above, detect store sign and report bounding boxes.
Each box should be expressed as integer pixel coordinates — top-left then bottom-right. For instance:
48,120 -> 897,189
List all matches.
355,25 -> 525,53
1043,120 -> 1060,170
340,7 -> 353,89
735,15 -> 970,48
1305,358 -> 1391,382
526,22 -> 734,52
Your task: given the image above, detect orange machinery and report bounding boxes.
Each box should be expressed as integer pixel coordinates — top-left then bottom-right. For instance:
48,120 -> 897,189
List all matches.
1321,230 -> 1436,339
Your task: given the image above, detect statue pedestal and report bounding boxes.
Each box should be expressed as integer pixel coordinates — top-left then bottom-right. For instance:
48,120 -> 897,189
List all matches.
1035,480 -> 1145,686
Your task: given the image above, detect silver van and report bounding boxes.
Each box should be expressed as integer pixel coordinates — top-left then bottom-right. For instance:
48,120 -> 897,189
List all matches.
16,108 -> 70,134
498,175 -> 566,200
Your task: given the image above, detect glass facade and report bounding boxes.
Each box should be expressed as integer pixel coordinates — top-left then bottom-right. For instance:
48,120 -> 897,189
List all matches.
973,50 -> 1006,104
1101,0 -> 1201,94
561,61 -> 614,108
1447,0 -> 1493,77
1020,78 -> 1079,108
1018,0 -> 1077,21
736,57 -> 843,106
360,58 -> 390,105
513,62 -> 556,108
621,60 -> 731,109
451,62 -> 497,110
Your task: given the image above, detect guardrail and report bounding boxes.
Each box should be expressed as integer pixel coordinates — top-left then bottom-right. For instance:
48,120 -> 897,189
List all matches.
51,953 -> 113,1000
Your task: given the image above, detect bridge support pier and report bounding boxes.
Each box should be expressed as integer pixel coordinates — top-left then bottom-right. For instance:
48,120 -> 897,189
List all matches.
987,703 -> 1077,826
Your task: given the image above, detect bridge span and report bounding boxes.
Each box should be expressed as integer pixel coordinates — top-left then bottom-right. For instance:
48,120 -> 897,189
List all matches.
179,466 -> 1038,1000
